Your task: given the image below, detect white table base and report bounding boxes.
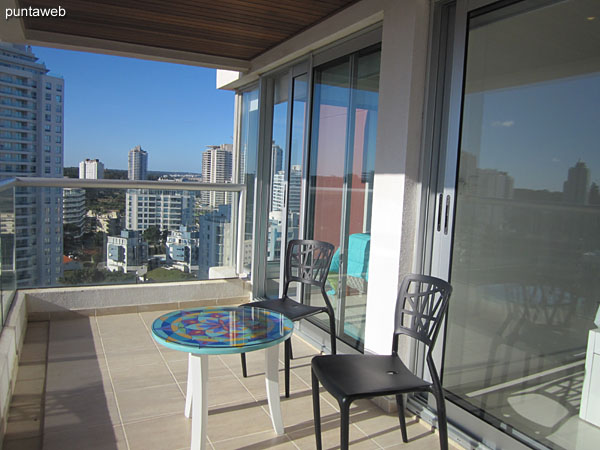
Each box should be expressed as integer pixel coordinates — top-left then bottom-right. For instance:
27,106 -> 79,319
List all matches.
185,342 -> 286,450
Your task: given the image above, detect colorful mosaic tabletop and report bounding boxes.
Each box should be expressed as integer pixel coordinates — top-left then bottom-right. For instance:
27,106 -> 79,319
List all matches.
151,306 -> 294,354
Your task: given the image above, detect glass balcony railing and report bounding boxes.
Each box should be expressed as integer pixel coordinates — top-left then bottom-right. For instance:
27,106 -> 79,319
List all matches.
0,178 -> 246,300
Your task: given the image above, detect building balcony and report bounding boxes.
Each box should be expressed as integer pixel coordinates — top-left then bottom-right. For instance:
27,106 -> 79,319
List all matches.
2,287 -> 450,450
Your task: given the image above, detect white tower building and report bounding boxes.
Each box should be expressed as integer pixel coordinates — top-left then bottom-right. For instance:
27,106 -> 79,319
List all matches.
79,158 -> 104,179
128,145 -> 147,180
201,144 -> 232,206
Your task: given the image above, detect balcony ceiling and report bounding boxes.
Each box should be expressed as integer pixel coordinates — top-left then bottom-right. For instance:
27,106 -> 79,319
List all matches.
15,0 -> 359,69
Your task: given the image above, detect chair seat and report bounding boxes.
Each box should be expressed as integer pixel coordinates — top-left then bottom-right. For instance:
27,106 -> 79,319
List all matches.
312,354 -> 432,400
244,296 -> 327,321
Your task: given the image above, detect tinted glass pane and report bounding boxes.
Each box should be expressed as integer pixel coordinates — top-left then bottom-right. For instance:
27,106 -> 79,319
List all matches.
443,1 -> 600,447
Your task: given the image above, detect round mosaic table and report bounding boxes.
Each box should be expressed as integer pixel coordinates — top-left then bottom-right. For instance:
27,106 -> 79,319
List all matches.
152,306 -> 293,450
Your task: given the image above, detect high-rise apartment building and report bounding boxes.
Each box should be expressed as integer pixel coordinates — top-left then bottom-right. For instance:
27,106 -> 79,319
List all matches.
128,145 -> 147,180
62,188 -> 85,239
201,144 -> 232,206
126,188 -> 195,232
198,204 -> 232,279
79,158 -> 104,179
0,43 -> 64,286
272,165 -> 301,212
563,160 -> 590,205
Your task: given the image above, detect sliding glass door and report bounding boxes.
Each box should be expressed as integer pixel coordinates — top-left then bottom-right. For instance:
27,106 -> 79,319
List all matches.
263,65 -> 309,299
306,45 -> 380,349
432,1 -> 600,448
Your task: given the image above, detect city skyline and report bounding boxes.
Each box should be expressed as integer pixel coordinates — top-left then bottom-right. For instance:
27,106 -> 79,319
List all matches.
31,46 -> 235,172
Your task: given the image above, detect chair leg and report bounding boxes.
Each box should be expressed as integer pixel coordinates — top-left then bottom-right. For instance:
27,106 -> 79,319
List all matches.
339,398 -> 351,450
312,369 -> 322,450
396,394 -> 408,443
328,311 -> 337,355
284,339 -> 291,398
240,352 -> 247,378
432,387 -> 449,450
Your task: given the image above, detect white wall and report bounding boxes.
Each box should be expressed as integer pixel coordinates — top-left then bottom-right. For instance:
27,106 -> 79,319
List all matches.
0,293 -> 27,443
24,279 -> 250,315
363,0 -> 431,356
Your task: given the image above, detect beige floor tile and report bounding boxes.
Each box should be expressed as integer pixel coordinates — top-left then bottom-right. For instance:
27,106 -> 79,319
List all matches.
44,387 -> 120,430
19,342 -> 48,364
239,369 -> 308,402
139,310 -> 173,327
116,383 -> 184,423
43,424 -> 127,450
279,390 -> 337,431
125,413 -> 192,450
111,361 -> 175,392
288,418 -> 379,450
2,436 -> 41,450
13,361 -> 46,382
212,430 -> 296,449
4,411 -> 43,440
205,403 -> 275,442
49,317 -> 99,340
101,333 -> 156,354
104,347 -> 163,370
23,322 -> 48,344
45,357 -> 110,393
47,335 -> 103,361
159,346 -> 189,362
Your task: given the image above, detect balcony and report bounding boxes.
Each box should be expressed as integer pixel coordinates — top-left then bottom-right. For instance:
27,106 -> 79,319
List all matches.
3,301 -> 449,450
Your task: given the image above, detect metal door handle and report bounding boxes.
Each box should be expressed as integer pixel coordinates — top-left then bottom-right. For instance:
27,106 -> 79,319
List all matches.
437,194 -> 443,232
444,195 -> 451,235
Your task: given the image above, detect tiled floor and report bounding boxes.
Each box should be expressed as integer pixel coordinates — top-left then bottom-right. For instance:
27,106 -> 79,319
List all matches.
4,311 -> 461,449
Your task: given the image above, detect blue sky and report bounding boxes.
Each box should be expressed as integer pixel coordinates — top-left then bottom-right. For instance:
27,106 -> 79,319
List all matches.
32,46 -> 235,172
465,72 -> 600,192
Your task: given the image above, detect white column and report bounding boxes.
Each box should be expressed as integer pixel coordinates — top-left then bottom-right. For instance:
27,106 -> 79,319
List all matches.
364,0 -> 430,357
264,344 -> 285,434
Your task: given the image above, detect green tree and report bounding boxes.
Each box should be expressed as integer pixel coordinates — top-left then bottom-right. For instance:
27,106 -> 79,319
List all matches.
143,226 -> 161,245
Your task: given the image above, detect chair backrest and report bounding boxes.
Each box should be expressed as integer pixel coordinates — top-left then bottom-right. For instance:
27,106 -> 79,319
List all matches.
283,239 -> 335,294
392,274 -> 452,357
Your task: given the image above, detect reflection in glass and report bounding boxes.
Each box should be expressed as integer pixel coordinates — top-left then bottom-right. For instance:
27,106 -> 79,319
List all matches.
239,89 -> 259,274
265,73 -> 290,298
442,1 -> 600,448
0,186 -> 15,327
307,47 -> 380,349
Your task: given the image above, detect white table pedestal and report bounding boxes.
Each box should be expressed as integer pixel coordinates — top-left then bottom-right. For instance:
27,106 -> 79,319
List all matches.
185,343 -> 286,449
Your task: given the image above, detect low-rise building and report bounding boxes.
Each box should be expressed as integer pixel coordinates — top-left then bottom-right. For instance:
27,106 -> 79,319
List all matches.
106,230 -> 148,273
166,226 -> 200,274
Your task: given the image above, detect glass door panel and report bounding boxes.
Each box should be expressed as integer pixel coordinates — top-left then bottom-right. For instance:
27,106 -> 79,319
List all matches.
284,74 -> 309,301
340,49 -> 379,345
307,57 -> 350,322
307,46 -> 381,349
440,1 -> 600,448
264,73 -> 290,298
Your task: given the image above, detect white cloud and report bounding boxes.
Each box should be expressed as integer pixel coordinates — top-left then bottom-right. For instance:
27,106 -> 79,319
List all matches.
491,120 -> 515,127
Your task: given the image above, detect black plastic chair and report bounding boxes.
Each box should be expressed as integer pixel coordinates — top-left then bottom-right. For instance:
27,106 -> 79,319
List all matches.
311,274 -> 452,449
241,239 -> 336,397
